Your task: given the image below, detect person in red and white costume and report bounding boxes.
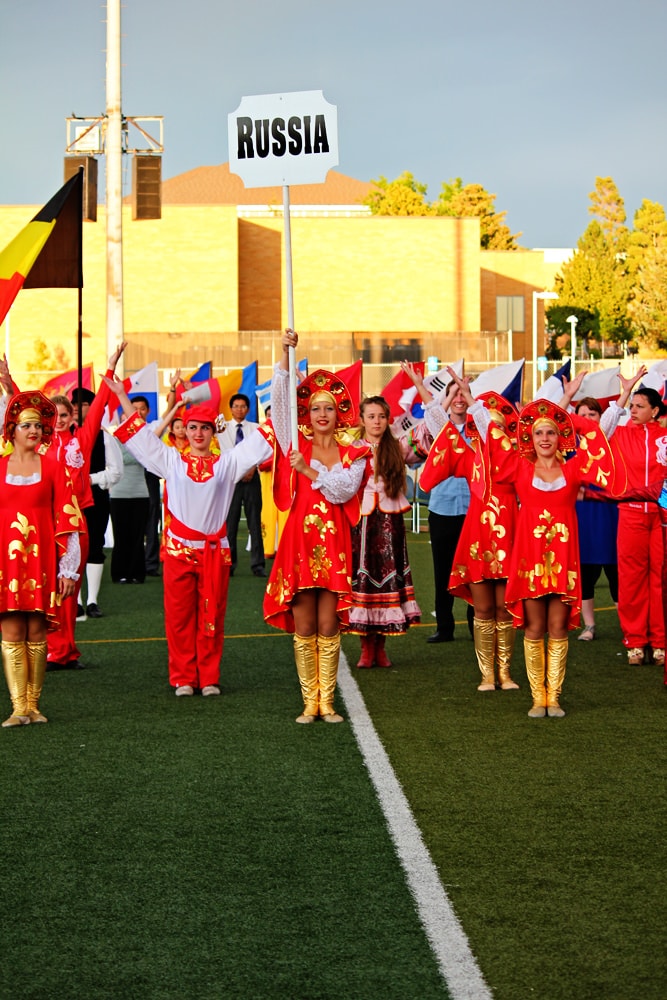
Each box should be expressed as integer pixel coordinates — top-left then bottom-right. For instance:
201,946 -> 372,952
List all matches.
104,375 -> 273,696
607,384 -> 667,665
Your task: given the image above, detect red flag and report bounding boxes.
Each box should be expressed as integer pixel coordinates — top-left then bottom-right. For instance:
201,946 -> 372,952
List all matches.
381,363 -> 425,419
0,172 -> 83,326
335,359 -> 362,414
41,364 -> 94,399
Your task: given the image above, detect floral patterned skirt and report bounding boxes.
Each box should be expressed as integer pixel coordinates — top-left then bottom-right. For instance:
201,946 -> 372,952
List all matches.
348,509 -> 421,635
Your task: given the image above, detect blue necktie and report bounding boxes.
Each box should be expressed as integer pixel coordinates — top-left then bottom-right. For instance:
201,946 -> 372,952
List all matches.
235,423 -> 244,445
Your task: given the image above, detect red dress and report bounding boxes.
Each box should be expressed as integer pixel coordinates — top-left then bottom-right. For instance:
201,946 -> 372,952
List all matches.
263,436 -> 367,634
488,421 -> 616,630
0,453 -> 83,630
421,419 -> 518,604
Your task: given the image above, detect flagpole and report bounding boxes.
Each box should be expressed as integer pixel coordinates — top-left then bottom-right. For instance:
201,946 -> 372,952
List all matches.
106,0 -> 124,374
283,184 -> 298,449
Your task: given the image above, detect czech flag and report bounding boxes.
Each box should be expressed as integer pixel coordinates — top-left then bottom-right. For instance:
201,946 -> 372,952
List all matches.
0,171 -> 83,327
471,359 -> 525,407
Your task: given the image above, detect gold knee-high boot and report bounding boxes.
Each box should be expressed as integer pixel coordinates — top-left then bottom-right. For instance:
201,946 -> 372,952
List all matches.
26,640 -> 49,723
473,618 -> 497,691
546,636 -> 568,718
496,620 -> 519,690
293,633 -> 319,724
523,637 -> 547,718
317,632 -> 344,723
2,641 -> 30,728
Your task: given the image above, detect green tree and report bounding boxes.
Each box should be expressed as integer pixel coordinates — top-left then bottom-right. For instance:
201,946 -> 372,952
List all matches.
363,172 -> 434,216
364,171 -> 521,249
435,180 -> 521,250
626,199 -> 667,348
588,176 -> 628,247
549,220 -> 632,348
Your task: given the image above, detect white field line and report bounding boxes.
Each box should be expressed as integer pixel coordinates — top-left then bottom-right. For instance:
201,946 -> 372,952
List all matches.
338,651 -> 493,1000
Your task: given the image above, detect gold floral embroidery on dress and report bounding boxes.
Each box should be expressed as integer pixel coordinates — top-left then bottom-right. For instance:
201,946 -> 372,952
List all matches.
9,513 -> 38,561
303,512 -> 337,538
184,453 -> 216,483
567,569 -> 577,592
9,577 -> 37,594
481,541 -> 507,575
266,567 -> 291,606
64,494 -> 83,528
481,497 -> 506,539
309,544 -> 332,580
532,551 -> 563,590
453,561 -> 468,580
533,511 -> 569,545
469,540 -> 479,560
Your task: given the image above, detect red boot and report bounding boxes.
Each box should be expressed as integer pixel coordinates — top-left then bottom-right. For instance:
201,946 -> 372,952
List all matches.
356,634 -> 376,668
375,634 -> 392,668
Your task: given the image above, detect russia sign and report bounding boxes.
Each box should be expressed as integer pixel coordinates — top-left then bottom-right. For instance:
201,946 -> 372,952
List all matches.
228,90 -> 338,188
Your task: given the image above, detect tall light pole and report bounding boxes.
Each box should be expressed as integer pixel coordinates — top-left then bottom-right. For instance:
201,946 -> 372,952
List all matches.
532,290 -> 558,397
567,315 -> 579,377
106,0 -> 124,364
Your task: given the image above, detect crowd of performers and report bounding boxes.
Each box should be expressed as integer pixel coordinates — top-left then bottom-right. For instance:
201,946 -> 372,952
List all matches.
2,328 -> 667,728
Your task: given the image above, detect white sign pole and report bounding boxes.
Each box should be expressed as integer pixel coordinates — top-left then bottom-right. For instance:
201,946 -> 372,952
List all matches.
228,90 -> 338,453
283,184 -> 299,449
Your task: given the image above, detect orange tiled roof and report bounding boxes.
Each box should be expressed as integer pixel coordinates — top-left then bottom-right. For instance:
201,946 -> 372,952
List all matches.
161,162 -> 372,206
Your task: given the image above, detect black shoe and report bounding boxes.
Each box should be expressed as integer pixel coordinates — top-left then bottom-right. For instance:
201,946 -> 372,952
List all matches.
253,568 -> 267,578
66,659 -> 86,670
46,661 -> 66,672
86,603 -> 103,618
427,631 -> 454,644
76,603 -> 86,621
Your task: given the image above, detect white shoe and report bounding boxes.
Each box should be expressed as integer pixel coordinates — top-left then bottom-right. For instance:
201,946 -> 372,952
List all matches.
201,685 -> 221,697
175,685 -> 194,697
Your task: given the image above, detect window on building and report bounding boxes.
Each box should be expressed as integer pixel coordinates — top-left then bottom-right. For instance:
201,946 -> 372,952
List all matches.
496,296 -> 525,332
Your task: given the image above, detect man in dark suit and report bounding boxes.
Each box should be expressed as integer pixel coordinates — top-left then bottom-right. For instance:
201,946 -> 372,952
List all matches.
217,394 -> 265,577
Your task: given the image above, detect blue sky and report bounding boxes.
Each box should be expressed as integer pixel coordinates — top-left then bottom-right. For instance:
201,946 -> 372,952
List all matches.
2,0 -> 666,248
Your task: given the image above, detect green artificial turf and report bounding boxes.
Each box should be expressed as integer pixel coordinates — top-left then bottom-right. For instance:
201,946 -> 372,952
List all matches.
2,528 -> 666,1000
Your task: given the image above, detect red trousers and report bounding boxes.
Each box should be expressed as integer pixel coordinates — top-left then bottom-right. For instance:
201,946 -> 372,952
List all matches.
163,551 -> 230,688
617,506 -> 665,649
47,525 -> 89,665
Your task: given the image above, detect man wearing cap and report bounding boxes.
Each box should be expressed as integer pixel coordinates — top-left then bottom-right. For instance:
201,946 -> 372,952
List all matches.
104,376 -> 273,696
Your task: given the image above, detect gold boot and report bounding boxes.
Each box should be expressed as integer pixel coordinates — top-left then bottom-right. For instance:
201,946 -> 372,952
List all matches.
2,640 -> 30,728
473,618 -> 497,691
317,632 -> 344,723
523,637 -> 547,718
26,640 -> 49,723
496,620 -> 519,690
293,633 -> 319,724
546,636 -> 568,718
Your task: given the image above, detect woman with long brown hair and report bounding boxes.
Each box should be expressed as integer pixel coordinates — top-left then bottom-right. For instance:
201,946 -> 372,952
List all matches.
349,396 -> 421,668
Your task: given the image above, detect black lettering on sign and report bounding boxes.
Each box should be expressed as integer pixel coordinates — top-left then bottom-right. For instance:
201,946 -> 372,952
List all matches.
313,115 -> 329,153
237,114 -> 331,158
287,117 -> 302,155
255,119 -> 270,158
237,117 -> 254,159
271,118 -> 286,156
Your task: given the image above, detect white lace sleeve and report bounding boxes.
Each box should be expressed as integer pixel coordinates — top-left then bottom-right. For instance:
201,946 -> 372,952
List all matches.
59,532 -> 81,580
270,366 -> 292,455
600,401 -> 624,438
423,399 -> 446,438
313,457 -> 366,504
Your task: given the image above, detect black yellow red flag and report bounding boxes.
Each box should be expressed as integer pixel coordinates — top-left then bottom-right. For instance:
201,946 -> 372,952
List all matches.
0,171 -> 83,327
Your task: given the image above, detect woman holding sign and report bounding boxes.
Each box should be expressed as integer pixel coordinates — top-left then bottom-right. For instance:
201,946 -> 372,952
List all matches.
264,330 -> 369,724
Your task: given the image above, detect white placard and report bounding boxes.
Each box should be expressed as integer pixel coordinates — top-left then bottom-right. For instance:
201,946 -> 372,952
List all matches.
228,90 -> 338,188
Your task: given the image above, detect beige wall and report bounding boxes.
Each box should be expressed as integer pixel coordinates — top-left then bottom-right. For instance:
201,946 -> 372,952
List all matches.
481,250 -> 563,360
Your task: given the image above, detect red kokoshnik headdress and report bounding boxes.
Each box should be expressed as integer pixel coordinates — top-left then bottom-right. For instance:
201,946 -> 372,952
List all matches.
465,391 -> 519,443
296,369 -> 357,429
4,390 -> 56,443
517,399 -> 576,457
